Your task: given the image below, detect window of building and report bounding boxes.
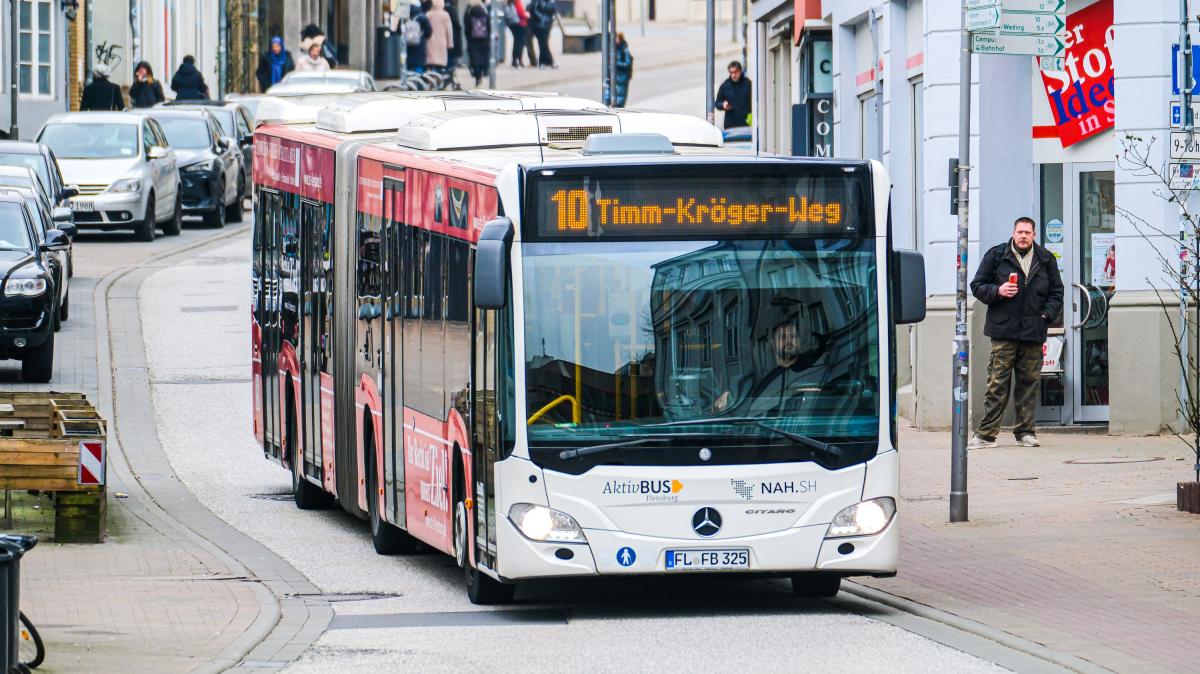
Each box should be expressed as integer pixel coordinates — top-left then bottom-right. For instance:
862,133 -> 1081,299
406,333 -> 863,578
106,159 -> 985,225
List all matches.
911,77 -> 924,250
18,1 -> 54,97
860,92 -> 882,161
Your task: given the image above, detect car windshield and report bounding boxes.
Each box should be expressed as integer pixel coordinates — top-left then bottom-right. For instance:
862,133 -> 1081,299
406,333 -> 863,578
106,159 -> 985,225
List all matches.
40,123 -> 139,159
157,117 -> 211,149
0,202 -> 33,250
0,154 -> 50,194
521,239 -> 879,451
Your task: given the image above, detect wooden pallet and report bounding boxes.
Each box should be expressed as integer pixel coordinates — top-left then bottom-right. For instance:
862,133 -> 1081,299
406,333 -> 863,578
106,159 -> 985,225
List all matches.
0,393 -> 107,542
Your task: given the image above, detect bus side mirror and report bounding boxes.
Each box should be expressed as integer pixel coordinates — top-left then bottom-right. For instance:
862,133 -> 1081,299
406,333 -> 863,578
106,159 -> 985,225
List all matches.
894,249 -> 926,324
474,217 -> 514,310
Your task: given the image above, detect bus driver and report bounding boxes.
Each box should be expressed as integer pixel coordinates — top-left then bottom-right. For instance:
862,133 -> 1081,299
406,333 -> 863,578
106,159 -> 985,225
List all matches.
713,318 -> 826,416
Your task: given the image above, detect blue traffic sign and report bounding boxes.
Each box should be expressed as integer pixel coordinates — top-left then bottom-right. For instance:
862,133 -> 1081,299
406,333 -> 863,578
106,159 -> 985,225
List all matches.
1171,44 -> 1200,95
616,546 -> 636,567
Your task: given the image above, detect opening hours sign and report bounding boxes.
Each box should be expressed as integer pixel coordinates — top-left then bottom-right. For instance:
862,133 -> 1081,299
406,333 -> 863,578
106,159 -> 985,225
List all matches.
1038,0 -> 1113,148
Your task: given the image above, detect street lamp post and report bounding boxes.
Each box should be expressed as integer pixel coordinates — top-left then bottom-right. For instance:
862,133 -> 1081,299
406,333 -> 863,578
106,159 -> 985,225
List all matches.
950,5 -> 972,523
705,0 -> 714,123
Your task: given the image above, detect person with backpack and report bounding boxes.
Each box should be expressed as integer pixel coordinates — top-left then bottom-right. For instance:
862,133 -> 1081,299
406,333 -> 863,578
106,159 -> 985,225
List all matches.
527,0 -> 557,68
424,0 -> 455,72
464,0 -> 491,85
170,55 -> 210,101
405,0 -> 434,73
506,0 -> 533,68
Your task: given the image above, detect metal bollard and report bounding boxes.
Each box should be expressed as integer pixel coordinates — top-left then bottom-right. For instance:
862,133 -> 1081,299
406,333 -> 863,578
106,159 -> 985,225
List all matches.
0,535 -> 36,674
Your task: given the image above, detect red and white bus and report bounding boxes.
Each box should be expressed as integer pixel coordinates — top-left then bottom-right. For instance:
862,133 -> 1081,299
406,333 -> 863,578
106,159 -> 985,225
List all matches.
251,94 -> 926,604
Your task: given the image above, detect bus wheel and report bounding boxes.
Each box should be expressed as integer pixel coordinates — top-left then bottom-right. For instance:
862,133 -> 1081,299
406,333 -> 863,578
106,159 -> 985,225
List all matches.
290,405 -> 326,510
367,432 -> 417,554
791,573 -> 842,598
465,559 -> 515,605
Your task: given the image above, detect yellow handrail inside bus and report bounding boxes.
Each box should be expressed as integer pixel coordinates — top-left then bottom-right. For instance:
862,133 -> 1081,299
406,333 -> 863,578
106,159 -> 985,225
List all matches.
527,394 -> 581,425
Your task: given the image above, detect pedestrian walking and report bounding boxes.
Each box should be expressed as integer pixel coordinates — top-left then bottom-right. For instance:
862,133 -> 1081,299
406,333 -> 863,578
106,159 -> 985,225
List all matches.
424,0 -> 455,72
506,0 -> 532,67
612,32 -> 633,107
128,62 -> 165,108
80,63 -> 125,111
968,217 -> 1064,449
300,24 -> 339,68
256,37 -> 295,92
297,40 -> 331,72
713,60 -> 751,129
406,0 -> 434,73
527,0 -> 557,68
464,0 -> 491,86
447,0 -> 465,70
170,55 -> 210,101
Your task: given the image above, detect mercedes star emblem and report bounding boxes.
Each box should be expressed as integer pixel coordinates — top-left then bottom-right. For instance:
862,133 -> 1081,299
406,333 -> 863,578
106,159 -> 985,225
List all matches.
692,507 -> 722,537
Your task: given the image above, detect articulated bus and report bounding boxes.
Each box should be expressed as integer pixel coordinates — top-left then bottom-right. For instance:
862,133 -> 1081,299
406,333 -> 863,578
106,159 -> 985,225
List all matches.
251,94 -> 926,603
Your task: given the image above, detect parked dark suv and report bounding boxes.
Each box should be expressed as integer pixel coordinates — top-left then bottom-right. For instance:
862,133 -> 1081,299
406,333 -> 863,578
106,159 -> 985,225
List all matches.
0,192 -> 69,382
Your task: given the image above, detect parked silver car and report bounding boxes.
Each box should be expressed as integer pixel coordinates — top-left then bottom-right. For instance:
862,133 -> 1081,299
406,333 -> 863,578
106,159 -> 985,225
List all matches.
37,112 -> 182,241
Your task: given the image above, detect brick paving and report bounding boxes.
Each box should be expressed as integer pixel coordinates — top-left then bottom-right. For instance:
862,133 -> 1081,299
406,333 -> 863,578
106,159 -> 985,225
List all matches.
860,427 -> 1200,674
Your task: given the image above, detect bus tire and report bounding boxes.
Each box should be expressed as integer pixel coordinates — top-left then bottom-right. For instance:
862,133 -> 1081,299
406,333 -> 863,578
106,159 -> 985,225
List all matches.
366,426 -> 417,554
289,400 -> 326,510
465,559 -> 515,605
791,573 -> 841,598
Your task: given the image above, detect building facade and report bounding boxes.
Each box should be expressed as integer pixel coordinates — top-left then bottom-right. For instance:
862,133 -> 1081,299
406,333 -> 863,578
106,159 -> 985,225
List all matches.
0,0 -> 75,139
749,0 -> 1185,435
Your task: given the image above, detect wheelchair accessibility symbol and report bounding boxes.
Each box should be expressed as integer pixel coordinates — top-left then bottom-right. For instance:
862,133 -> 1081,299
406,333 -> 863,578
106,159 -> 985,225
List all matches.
616,546 -> 636,567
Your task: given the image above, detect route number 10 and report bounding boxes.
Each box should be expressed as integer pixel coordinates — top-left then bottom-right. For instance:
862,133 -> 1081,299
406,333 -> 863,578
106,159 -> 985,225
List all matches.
550,189 -> 589,230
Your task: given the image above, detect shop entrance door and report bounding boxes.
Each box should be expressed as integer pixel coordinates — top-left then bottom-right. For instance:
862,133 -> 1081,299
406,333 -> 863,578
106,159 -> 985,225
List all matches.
1038,163 -> 1113,424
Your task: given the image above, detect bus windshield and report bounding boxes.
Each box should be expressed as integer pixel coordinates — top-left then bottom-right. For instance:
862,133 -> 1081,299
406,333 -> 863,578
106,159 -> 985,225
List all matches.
521,237 -> 880,470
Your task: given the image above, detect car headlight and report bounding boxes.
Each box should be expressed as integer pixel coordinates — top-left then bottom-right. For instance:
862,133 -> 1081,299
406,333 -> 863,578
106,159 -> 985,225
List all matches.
826,497 -> 896,538
508,503 -> 586,543
4,278 -> 48,297
108,178 -> 142,193
182,159 -> 216,173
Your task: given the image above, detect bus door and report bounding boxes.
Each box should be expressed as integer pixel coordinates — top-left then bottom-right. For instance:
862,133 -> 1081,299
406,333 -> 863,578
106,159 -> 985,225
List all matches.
300,199 -> 330,487
259,188 -> 283,459
471,302 -> 507,570
382,175 -> 406,525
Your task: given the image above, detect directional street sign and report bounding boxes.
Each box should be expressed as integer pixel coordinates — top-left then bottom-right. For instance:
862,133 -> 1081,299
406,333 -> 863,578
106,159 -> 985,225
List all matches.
973,0 -> 1065,11
1169,162 -> 1200,190
966,6 -> 1001,31
994,10 -> 1065,35
971,32 -> 1065,57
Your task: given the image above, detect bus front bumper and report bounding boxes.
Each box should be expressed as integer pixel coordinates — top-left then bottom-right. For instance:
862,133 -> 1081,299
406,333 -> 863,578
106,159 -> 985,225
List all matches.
494,514 -> 898,581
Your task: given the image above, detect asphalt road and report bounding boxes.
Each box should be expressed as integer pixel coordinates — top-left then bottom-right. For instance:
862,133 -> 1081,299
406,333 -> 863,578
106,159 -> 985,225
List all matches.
137,228 -> 1007,673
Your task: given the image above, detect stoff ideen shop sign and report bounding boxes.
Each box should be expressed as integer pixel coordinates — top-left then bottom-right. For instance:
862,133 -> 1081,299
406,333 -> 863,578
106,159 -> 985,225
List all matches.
1038,0 -> 1113,148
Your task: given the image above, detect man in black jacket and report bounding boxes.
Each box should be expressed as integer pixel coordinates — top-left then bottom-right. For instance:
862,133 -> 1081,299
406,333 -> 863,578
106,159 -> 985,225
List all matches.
170,55 -> 210,101
80,64 -> 125,111
713,61 -> 752,129
968,217 -> 1064,449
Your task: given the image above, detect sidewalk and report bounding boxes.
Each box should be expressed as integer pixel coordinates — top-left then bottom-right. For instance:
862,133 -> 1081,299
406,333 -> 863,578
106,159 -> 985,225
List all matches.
862,426 -> 1200,673
380,22 -> 742,97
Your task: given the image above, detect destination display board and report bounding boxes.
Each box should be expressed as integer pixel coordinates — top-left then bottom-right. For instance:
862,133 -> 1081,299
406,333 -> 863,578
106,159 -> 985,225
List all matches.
531,170 -> 870,239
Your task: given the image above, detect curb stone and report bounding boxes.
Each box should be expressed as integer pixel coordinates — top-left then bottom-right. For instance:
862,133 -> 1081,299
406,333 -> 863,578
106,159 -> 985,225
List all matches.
92,224 -> 332,673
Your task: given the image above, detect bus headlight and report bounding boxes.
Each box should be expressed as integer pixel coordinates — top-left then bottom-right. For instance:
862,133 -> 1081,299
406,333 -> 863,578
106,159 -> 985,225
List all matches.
508,503 -> 585,543
826,497 -> 896,538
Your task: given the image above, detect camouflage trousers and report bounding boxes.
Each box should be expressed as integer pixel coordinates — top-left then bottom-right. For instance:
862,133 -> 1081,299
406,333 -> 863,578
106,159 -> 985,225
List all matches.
976,338 -> 1043,441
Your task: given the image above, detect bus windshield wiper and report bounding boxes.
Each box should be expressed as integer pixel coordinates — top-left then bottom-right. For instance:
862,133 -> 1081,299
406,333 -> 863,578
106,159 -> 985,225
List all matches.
647,417 -> 843,462
558,436 -> 670,461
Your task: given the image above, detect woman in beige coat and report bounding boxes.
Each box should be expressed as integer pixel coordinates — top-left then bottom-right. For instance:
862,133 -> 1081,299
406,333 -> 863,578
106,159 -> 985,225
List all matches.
424,0 -> 455,70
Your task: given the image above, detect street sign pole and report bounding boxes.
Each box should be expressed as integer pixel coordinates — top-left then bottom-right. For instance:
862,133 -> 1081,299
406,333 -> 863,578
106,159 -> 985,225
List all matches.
951,4 -> 972,524
706,0 -> 715,124
1179,0 -> 1192,435
8,0 -> 18,138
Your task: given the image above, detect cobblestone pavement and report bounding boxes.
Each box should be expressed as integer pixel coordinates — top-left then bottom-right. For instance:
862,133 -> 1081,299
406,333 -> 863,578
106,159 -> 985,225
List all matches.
860,427 -> 1200,674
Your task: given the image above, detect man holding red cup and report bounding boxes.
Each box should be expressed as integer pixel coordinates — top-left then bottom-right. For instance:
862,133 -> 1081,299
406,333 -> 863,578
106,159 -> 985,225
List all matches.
968,217 -> 1065,449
